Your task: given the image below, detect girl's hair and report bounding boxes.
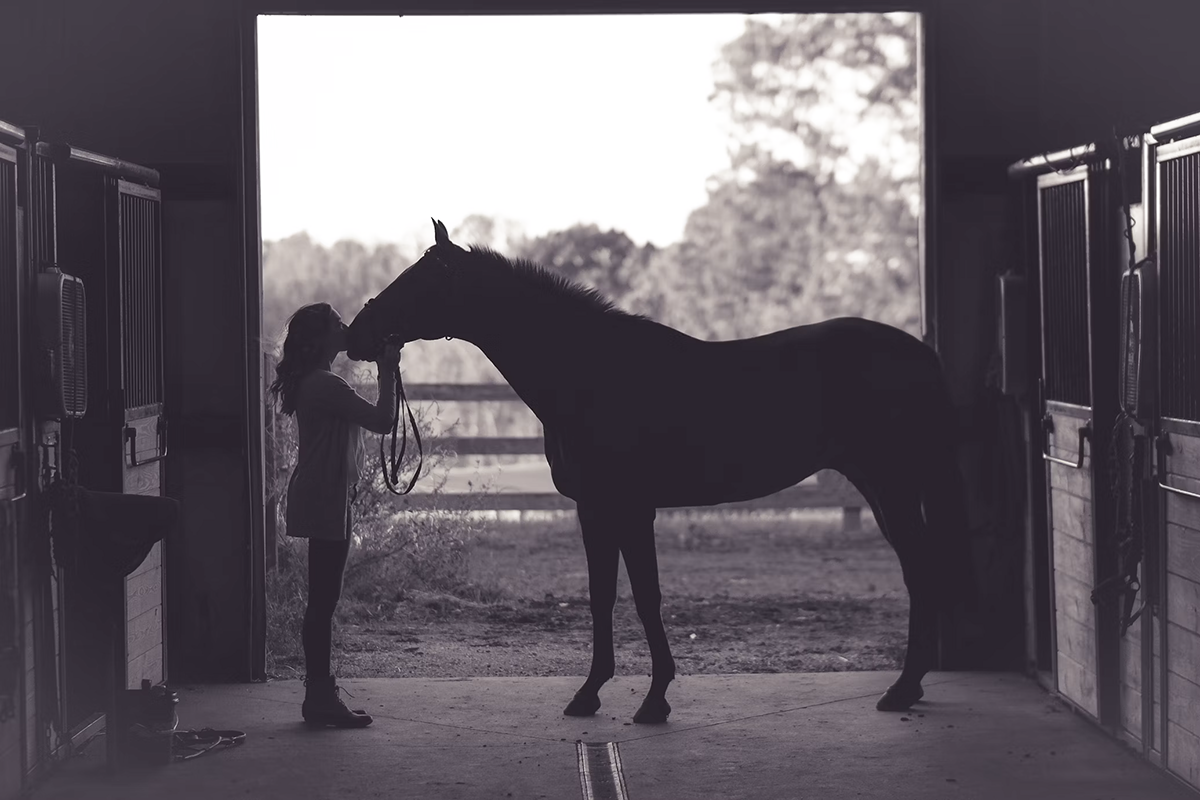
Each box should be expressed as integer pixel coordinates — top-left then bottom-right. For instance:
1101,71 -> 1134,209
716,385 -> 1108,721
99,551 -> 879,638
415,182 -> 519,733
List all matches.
268,302 -> 337,416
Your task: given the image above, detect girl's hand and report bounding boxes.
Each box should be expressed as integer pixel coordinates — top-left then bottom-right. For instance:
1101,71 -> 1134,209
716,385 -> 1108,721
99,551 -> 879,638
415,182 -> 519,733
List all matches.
377,343 -> 402,372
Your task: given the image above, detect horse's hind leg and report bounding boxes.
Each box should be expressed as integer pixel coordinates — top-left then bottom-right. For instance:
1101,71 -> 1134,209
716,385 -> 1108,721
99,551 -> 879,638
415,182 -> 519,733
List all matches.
564,503 -> 620,717
868,485 -> 939,712
617,507 -> 675,724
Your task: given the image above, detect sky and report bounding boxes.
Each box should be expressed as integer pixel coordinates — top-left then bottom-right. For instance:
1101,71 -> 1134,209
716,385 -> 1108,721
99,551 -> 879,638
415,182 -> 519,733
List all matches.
257,14 -> 755,250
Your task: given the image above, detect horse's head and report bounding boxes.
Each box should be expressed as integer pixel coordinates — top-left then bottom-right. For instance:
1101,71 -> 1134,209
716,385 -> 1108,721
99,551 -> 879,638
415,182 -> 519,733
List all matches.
346,218 -> 469,361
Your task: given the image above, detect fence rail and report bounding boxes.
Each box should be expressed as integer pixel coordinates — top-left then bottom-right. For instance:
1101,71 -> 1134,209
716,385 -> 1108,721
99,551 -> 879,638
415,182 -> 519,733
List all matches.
390,483 -> 865,517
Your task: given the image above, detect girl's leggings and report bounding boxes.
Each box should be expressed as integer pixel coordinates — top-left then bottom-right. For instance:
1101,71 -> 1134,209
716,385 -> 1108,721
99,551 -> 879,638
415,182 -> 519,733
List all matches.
303,536 -> 351,679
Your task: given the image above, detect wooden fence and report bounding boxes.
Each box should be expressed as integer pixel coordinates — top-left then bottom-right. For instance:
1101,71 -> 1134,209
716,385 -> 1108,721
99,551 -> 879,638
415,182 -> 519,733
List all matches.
379,383 -> 867,530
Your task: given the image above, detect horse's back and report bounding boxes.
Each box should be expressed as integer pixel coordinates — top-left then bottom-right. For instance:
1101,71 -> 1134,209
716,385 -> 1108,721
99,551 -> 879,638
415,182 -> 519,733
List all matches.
699,316 -> 937,406
553,315 -> 947,507
607,315 -> 942,445
697,317 -> 948,485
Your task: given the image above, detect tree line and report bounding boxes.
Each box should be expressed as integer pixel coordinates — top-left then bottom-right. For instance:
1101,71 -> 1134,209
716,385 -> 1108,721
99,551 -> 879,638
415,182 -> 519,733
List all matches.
262,12 -> 921,385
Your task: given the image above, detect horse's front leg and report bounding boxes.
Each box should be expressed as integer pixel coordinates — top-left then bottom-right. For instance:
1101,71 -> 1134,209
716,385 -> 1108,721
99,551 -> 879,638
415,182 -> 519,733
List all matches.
564,506 -> 619,717
619,509 -> 675,724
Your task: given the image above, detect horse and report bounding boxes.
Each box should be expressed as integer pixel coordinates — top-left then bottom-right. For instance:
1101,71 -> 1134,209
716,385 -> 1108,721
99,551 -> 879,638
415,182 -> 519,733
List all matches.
346,218 -> 975,724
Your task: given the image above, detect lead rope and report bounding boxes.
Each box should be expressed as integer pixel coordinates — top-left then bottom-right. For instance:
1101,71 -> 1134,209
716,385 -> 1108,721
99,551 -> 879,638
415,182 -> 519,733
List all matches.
380,364 -> 423,495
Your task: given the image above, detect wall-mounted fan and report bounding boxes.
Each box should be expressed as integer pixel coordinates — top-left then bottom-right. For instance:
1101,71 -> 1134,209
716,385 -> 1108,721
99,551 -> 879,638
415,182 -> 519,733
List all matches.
36,269 -> 87,420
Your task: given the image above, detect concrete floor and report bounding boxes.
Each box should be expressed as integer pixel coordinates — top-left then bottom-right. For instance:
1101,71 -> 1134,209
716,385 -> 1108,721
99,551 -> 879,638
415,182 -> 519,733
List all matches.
29,671 -> 1198,800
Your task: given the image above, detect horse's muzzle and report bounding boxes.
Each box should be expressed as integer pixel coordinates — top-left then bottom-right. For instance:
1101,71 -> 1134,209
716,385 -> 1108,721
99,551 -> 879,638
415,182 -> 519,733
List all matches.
345,342 -> 373,362
347,333 -> 403,363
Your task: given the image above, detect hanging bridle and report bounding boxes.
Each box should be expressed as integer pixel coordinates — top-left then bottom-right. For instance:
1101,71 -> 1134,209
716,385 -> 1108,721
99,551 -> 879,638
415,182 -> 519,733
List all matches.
380,360 -> 423,495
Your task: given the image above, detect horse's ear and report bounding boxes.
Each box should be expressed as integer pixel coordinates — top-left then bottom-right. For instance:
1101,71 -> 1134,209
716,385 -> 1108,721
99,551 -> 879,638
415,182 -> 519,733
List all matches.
433,218 -> 449,245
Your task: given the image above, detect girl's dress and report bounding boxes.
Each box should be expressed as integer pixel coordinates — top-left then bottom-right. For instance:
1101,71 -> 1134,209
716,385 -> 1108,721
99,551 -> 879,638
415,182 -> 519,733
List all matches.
286,369 -> 396,540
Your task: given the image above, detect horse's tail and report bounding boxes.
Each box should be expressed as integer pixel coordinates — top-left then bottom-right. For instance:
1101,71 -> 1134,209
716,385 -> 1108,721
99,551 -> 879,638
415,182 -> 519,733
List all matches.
920,358 -> 979,611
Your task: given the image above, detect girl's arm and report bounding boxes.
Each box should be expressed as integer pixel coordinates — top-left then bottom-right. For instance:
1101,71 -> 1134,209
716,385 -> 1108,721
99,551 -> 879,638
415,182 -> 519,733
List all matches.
312,369 -> 397,434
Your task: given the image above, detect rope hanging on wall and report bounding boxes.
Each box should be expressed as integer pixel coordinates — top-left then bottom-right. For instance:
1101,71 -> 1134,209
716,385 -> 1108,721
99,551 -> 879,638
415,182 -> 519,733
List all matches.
1091,126 -> 1150,636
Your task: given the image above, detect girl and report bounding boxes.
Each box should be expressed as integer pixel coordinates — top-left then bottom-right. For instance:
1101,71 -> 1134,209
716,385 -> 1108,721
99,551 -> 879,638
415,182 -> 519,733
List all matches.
268,302 -> 400,728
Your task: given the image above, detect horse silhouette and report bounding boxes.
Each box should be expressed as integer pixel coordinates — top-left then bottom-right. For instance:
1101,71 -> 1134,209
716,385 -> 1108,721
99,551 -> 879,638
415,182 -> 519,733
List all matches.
347,218 -> 974,723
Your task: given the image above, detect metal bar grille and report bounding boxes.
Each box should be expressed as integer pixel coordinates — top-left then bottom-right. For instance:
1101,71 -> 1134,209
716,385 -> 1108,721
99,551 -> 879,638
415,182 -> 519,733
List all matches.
32,153 -> 55,269
1120,272 -> 1141,411
1160,150 -> 1200,421
62,275 -> 87,417
0,150 -> 17,431
1040,178 -> 1091,406
118,187 -> 162,411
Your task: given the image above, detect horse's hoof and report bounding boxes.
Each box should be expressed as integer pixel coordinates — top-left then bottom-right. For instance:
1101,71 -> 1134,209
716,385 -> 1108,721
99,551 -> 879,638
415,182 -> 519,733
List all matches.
564,693 -> 601,717
632,697 -> 671,724
876,682 -> 924,712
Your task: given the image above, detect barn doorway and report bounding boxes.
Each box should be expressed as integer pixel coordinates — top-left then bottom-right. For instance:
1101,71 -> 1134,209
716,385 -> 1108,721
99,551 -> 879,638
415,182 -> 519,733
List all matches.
252,12 -> 927,683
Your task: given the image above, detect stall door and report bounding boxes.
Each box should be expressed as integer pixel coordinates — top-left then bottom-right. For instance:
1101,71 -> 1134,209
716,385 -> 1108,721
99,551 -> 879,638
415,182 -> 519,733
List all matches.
1037,162 -> 1121,724
1149,122 -> 1200,790
110,179 -> 166,690
54,155 -> 166,734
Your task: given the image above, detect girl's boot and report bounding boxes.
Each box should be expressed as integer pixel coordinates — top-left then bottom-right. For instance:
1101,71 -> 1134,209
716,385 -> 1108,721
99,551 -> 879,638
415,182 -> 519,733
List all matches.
302,675 -> 373,728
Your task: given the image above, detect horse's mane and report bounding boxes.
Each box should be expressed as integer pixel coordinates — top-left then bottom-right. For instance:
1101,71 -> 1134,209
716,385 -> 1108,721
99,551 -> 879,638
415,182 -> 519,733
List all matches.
467,245 -> 645,321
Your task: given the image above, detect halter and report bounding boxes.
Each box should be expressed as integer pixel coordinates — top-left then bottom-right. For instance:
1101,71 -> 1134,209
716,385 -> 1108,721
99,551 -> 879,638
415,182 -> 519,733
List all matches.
358,297 -> 424,495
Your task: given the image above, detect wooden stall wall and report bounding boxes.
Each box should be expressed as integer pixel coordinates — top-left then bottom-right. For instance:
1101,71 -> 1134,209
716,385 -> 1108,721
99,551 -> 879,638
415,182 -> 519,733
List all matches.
1161,431 -> 1200,786
1046,405 -> 1098,715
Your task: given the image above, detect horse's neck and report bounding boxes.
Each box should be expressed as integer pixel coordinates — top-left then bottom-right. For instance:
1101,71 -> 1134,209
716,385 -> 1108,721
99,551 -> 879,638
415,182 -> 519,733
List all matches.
456,294 -> 591,427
